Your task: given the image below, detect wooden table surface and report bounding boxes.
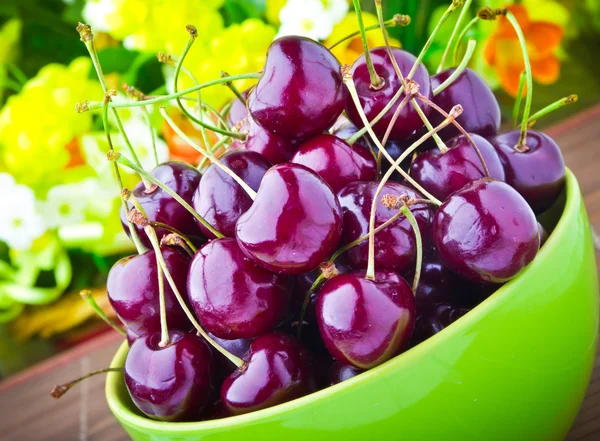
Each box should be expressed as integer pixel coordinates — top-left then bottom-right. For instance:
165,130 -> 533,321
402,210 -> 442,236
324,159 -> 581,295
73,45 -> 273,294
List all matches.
0,106 -> 599,441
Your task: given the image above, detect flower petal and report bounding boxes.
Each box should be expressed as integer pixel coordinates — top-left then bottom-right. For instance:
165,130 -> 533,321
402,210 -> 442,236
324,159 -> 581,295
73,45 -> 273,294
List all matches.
525,22 -> 564,58
531,56 -> 561,84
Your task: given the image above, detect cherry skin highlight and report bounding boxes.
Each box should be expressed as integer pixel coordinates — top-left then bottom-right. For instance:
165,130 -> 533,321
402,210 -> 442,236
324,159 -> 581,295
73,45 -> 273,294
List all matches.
317,274 -> 416,369
345,47 -> 432,141
188,238 -> 290,339
124,330 -> 214,422
221,332 -> 316,415
410,133 -> 505,201
329,362 -> 363,385
337,181 -> 433,273
236,163 -> 343,275
248,36 -> 346,139
430,68 -> 501,140
192,150 -> 271,238
119,161 -> 202,247
107,247 -> 192,336
433,178 -> 539,283
489,130 -> 566,213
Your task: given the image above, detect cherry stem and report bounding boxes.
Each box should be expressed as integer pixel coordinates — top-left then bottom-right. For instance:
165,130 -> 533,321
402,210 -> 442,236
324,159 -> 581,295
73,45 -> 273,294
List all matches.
221,71 -> 246,102
437,0 -> 472,73
145,227 -> 244,368
143,106 -> 159,167
453,16 -> 479,65
343,67 -> 442,206
51,367 -> 123,399
153,222 -> 197,254
400,203 -> 422,293
365,105 -> 461,280
505,11 -> 533,152
197,135 -> 230,171
433,38 -> 477,96
512,71 -> 527,128
108,151 -> 225,238
121,188 -> 148,216
161,233 -> 196,258
102,98 -> 147,255
352,0 -> 385,90
417,93 -> 490,177
76,23 -> 148,188
81,73 -> 262,112
297,273 -> 326,340
328,14 -> 410,50
160,107 -> 257,199
144,226 -> 171,348
525,95 -> 578,126
381,85 -> 417,146
80,289 -> 126,336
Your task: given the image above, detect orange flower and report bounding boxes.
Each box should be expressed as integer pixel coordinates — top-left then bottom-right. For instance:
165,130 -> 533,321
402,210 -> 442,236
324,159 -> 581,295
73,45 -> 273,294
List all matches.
483,5 -> 564,96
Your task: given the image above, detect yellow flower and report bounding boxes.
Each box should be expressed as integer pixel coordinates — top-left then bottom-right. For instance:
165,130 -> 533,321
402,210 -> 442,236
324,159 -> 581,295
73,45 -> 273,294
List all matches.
324,12 -> 401,67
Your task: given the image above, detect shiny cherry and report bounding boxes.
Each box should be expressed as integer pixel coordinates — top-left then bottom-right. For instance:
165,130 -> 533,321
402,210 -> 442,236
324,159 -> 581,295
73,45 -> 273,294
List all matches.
412,303 -> 470,344
107,247 -> 192,336
208,332 -> 252,382
291,134 -> 376,192
188,238 -> 290,339
433,178 -> 539,283
249,36 -> 346,139
345,47 -> 432,141
192,150 -> 271,238
221,332 -> 316,415
119,161 -> 202,247
329,362 -> 363,385
430,68 -> 501,140
317,274 -> 416,369
410,133 -> 505,201
337,181 -> 433,273
236,163 -> 343,275
124,330 -> 214,421
489,130 -> 566,213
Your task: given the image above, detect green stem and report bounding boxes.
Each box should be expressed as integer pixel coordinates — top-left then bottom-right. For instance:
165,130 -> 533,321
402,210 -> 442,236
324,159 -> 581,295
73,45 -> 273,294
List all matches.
512,71 -> 526,128
145,226 -> 170,348
453,16 -> 479,65
141,106 -> 159,167
352,0 -> 384,89
109,151 -> 225,239
51,368 -> 123,399
400,204 -> 422,294
328,15 -> 409,50
221,71 -> 246,102
151,221 -> 198,253
197,135 -> 230,171
297,273 -> 326,340
80,290 -> 126,336
526,95 -> 578,125
433,38 -> 477,95
437,0 -> 472,73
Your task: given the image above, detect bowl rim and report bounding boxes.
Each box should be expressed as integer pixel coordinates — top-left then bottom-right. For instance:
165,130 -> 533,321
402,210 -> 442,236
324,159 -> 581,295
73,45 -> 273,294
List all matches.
106,168 -> 581,432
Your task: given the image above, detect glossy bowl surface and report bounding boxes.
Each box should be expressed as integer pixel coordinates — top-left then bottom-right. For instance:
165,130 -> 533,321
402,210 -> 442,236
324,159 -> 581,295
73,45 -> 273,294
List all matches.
106,169 -> 598,441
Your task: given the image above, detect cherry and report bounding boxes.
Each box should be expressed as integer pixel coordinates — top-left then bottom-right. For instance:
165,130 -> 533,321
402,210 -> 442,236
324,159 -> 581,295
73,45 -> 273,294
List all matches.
221,332 -> 316,415
412,303 -> 470,344
410,133 -> 505,201
107,247 -> 192,336
192,150 -> 271,238
430,68 -> 501,140
317,274 -> 415,369
119,161 -> 202,247
291,134 -> 376,192
249,36 -> 346,139
345,47 -> 432,141
208,332 -> 252,382
236,163 -> 343,275
188,238 -> 290,339
124,330 -> 214,421
433,178 -> 539,283
380,137 -> 416,178
337,181 -> 433,273
226,89 -> 249,130
329,362 -> 363,385
489,130 -> 566,213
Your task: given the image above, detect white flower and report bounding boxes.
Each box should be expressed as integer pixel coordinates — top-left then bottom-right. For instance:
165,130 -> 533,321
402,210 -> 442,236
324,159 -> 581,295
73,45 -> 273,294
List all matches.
277,0 -> 334,41
81,0 -> 117,33
322,0 -> 349,25
41,183 -> 87,229
0,173 -> 46,250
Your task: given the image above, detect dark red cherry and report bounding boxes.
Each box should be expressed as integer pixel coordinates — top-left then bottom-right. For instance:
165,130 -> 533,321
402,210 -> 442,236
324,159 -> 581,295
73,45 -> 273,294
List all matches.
124,330 -> 214,421
226,89 -> 249,130
188,238 -> 290,339
221,332 -> 316,415
208,332 -> 252,382
192,150 -> 271,238
337,181 -> 433,273
317,274 -> 416,369
236,163 -> 343,275
291,134 -> 376,192
433,178 -> 539,283
489,130 -> 565,213
249,36 -> 346,139
126,328 -> 140,347
410,133 -> 505,201
430,68 -> 501,140
345,47 -> 432,141
119,161 -> 202,247
329,362 -> 363,385
107,248 -> 192,336
412,303 -> 470,344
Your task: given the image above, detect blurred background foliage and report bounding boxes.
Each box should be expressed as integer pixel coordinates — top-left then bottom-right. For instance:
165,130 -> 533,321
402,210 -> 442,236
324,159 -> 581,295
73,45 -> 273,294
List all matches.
0,0 -> 598,377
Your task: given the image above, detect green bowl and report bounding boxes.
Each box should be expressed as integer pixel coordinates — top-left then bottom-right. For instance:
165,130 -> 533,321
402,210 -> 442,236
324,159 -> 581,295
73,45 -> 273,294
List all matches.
106,169 -> 598,441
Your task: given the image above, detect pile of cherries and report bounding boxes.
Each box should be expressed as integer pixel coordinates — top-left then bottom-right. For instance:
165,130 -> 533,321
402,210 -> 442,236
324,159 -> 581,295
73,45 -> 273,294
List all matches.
99,13 -> 566,423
